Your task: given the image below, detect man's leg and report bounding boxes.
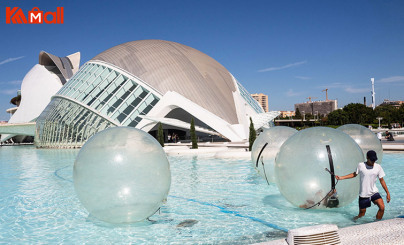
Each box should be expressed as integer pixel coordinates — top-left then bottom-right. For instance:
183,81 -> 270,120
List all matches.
354,208 -> 366,220
373,198 -> 385,220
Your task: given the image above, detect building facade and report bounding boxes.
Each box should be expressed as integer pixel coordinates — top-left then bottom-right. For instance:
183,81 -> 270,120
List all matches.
251,93 -> 269,112
280,111 -> 295,118
294,100 -> 337,117
380,99 -> 404,108
34,40 -> 275,148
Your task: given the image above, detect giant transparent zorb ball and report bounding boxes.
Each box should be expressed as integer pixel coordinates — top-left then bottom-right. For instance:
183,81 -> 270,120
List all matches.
337,124 -> 383,164
275,127 -> 364,209
251,126 -> 297,183
74,127 -> 171,223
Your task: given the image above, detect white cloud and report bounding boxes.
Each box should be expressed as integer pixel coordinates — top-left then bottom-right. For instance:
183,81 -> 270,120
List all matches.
286,89 -> 303,97
0,80 -> 22,85
345,86 -> 369,93
317,83 -> 369,93
378,76 -> 404,83
295,76 -> 311,80
0,88 -> 19,95
258,60 -> 307,72
0,56 -> 25,66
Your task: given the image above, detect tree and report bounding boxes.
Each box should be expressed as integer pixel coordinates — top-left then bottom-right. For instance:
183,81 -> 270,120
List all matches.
249,117 -> 256,151
327,109 -> 348,125
399,104 -> 404,126
157,122 -> 164,147
10,94 -> 21,106
190,118 -> 198,149
342,103 -> 374,124
375,104 -> 399,127
295,108 -> 302,119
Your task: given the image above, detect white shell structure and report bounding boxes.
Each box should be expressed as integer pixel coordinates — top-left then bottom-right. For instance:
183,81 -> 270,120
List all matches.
1,51 -> 80,142
1,65 -> 63,141
251,126 -> 297,183
10,64 -> 63,123
275,127 -> 364,209
73,127 -> 171,223
337,124 -> 383,164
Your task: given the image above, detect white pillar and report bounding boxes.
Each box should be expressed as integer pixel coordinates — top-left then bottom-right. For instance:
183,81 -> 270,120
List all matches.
371,78 -> 375,109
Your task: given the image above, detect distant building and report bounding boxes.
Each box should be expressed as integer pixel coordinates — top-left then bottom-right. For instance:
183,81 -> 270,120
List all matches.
251,93 -> 269,112
380,99 -> 404,108
295,100 -> 337,116
280,111 -> 295,118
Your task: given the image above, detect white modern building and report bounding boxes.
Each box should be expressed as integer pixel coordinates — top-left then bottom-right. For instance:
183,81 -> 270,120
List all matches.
5,40 -> 278,148
1,51 -> 80,143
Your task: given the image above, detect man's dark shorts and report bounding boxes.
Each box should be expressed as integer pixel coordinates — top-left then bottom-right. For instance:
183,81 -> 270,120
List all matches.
359,193 -> 382,209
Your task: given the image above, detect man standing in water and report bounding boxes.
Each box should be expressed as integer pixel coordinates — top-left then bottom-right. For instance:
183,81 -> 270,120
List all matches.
336,150 -> 390,220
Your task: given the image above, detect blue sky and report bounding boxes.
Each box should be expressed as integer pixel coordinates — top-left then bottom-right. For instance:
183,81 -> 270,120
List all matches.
0,0 -> 403,120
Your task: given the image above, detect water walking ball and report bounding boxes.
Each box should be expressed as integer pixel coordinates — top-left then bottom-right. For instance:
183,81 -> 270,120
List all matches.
337,124 -> 383,164
73,127 -> 171,223
251,126 -> 297,183
275,127 -> 364,209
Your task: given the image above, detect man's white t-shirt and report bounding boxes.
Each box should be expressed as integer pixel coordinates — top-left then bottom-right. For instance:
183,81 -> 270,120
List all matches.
356,162 -> 385,198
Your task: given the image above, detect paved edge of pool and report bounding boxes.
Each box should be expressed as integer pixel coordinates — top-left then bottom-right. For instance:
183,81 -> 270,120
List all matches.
254,217 -> 404,245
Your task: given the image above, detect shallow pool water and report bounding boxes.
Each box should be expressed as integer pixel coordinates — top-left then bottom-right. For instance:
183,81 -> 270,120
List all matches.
0,146 -> 403,244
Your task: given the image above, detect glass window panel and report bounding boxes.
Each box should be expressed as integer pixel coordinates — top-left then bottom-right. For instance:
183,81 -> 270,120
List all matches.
122,105 -> 135,116
129,110 -> 140,119
100,68 -> 111,80
109,98 -> 124,114
114,88 -> 126,99
132,86 -> 144,97
130,79 -> 138,87
80,69 -> 109,102
99,79 -> 127,114
129,97 -> 142,110
138,90 -> 148,100
106,71 -> 118,83
150,98 -> 159,106
137,102 -> 147,113
127,120 -> 138,127
122,81 -> 134,91
91,98 -> 102,109
141,104 -> 153,115
116,113 -> 127,123
105,83 -> 118,94
144,94 -> 154,104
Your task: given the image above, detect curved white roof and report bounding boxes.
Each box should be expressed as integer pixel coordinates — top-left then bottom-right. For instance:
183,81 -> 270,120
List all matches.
91,40 -> 239,124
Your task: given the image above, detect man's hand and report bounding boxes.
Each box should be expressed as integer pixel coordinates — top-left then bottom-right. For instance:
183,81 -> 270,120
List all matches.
379,178 -> 390,203
335,172 -> 357,180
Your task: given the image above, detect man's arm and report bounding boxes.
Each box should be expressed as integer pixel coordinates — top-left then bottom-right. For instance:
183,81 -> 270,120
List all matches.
335,172 -> 357,180
379,178 -> 391,203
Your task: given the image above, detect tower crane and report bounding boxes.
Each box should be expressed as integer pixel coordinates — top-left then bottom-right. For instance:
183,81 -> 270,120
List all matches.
322,88 -> 329,101
306,97 -> 317,102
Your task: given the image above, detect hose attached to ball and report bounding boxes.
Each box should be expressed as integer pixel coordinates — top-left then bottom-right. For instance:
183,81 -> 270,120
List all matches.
326,145 -> 336,191
305,145 -> 339,209
256,143 -> 270,185
256,143 -> 268,167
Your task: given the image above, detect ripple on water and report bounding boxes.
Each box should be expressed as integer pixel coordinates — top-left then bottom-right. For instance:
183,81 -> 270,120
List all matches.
0,146 -> 403,244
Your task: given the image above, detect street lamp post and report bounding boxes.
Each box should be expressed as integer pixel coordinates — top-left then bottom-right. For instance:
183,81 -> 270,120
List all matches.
376,117 -> 383,129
